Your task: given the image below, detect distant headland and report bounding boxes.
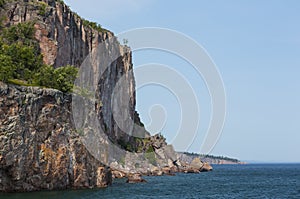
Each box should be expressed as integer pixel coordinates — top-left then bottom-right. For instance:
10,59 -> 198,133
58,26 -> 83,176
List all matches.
178,152 -> 246,165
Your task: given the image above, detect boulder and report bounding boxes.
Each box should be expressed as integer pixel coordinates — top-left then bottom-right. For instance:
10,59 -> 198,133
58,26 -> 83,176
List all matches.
162,166 -> 175,176
111,170 -> 126,179
186,168 -> 200,174
126,174 -> 146,183
150,166 -> 163,176
190,157 -> 204,170
200,163 -> 213,172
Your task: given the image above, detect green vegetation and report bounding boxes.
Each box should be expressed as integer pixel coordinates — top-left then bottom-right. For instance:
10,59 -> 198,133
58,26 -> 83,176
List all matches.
145,146 -> 157,166
119,157 -> 125,166
200,154 -> 240,163
118,137 -> 143,152
0,54 -> 13,82
82,19 -> 106,33
73,86 -> 95,99
134,137 -> 145,152
0,22 -> 43,83
117,138 -> 130,151
57,0 -> 64,5
37,1 -> 48,16
123,38 -> 129,46
75,128 -> 84,136
7,79 -> 36,87
0,0 -> 5,8
0,21 -> 78,92
35,65 -> 78,93
183,152 -> 240,163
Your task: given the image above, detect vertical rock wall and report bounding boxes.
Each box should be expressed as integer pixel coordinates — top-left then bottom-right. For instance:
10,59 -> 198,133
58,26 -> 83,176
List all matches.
1,0 -> 144,141
0,83 -> 112,192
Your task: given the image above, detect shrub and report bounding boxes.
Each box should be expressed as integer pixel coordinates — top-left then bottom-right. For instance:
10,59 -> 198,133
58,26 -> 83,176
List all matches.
35,65 -> 78,93
0,22 -> 43,83
34,65 -> 55,87
145,150 -> 156,166
82,19 -> 105,32
0,54 -> 14,82
53,65 -> 78,92
0,21 -> 78,92
1,43 -> 43,82
2,22 -> 36,45
37,1 -> 48,16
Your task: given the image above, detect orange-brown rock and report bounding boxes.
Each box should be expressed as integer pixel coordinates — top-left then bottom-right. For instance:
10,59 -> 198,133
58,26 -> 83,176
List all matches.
112,170 -> 126,179
161,166 -> 175,176
201,163 -> 213,172
150,166 -> 163,176
126,173 -> 146,183
0,0 -> 147,192
0,83 -> 112,192
190,157 -> 204,170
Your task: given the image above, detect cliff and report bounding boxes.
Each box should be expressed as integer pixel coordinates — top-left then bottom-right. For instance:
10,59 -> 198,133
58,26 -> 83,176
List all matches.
0,0 -> 179,192
2,0 -> 112,68
0,0 -> 144,141
0,82 -> 111,192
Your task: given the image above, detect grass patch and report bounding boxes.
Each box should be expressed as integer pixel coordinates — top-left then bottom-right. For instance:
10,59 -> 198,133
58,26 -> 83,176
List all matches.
7,79 -> 38,87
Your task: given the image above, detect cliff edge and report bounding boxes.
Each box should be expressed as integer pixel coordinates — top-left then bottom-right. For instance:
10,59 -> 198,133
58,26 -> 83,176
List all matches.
0,0 -> 181,192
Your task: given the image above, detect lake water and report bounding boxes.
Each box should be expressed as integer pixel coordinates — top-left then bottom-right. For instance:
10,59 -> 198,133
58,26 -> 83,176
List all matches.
1,164 -> 299,198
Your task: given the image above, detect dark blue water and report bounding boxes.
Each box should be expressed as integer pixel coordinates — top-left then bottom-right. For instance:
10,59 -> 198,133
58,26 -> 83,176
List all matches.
1,164 -> 299,199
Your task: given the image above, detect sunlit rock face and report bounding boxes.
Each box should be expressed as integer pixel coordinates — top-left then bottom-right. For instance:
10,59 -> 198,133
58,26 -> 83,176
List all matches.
0,0 -> 181,192
0,83 -> 112,192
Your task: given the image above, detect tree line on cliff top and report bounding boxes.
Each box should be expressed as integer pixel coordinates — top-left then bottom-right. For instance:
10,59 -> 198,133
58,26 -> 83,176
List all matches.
0,20 -> 78,93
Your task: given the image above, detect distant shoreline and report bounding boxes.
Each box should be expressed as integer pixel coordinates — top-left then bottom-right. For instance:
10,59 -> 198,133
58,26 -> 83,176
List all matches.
177,152 -> 246,165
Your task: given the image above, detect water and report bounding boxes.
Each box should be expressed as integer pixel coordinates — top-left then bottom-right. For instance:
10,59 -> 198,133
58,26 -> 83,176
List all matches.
1,164 -> 299,199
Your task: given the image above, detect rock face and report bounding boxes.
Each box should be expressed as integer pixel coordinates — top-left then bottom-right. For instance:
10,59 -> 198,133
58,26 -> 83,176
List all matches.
109,138 -> 178,177
0,0 -> 178,192
2,0 -> 112,68
0,83 -> 111,192
0,0 -> 212,192
0,0 -> 145,143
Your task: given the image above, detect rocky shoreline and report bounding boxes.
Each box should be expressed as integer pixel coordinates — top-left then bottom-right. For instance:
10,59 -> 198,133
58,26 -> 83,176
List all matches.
0,0 -> 213,192
111,154 -> 213,183
0,82 -> 213,192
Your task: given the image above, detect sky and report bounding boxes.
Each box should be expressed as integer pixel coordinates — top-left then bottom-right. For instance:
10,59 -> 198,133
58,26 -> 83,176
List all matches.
64,0 -> 300,163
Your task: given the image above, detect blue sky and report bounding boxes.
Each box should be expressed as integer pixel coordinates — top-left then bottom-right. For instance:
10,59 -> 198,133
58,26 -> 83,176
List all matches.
65,0 -> 300,162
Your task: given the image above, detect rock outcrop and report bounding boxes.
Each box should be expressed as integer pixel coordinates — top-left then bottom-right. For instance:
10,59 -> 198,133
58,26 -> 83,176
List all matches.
177,154 -> 213,173
0,0 -> 146,143
126,173 -> 146,184
0,0 -> 213,192
0,0 -> 178,191
2,0 -> 112,68
0,82 -> 112,192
